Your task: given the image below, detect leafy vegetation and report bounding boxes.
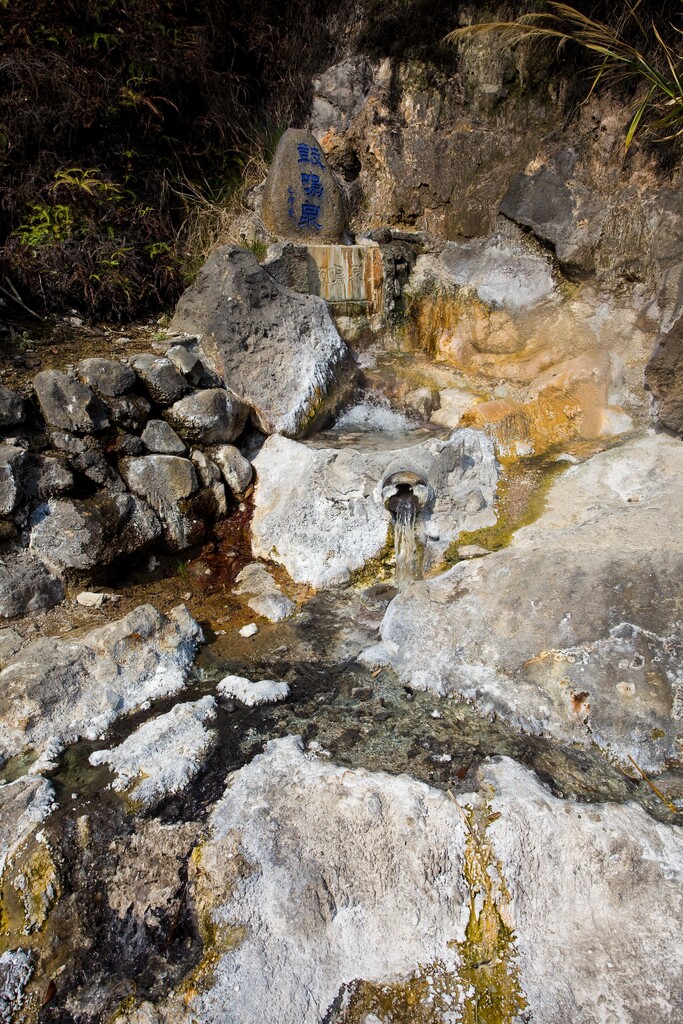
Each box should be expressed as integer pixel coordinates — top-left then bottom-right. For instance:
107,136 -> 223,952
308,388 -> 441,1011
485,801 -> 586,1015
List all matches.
0,0 -> 341,319
447,1 -> 683,150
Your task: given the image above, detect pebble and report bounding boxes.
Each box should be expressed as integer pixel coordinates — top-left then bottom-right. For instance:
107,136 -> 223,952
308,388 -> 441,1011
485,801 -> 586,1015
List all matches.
239,623 -> 259,638
76,592 -> 109,608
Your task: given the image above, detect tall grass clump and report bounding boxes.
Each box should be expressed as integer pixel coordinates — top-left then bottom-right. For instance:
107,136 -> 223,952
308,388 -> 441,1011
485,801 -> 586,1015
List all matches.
447,2 -> 683,150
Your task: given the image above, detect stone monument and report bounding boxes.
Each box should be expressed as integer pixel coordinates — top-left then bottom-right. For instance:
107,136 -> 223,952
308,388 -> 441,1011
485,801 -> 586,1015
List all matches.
261,128 -> 346,243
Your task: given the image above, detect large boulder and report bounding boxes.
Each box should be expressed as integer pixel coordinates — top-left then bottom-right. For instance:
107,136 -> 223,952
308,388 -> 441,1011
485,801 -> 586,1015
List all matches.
0,603 -> 202,763
29,492 -> 161,573
645,316 -> 683,435
169,246 -> 355,438
170,737 -> 683,1024
33,370 -> 109,434
364,434 -> 683,773
251,429 -> 498,588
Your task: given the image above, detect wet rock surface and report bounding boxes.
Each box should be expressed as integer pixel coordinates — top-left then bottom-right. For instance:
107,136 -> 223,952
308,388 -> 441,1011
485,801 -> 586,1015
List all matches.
369,434 -> 683,772
251,428 -> 498,587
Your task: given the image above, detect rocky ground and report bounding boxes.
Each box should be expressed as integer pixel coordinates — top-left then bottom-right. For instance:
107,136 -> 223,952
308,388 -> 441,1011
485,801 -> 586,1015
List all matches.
1,43 -> 683,1024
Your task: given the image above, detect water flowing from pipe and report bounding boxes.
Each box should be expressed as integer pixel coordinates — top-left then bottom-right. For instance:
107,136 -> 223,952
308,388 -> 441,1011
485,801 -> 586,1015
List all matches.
394,492 -> 419,591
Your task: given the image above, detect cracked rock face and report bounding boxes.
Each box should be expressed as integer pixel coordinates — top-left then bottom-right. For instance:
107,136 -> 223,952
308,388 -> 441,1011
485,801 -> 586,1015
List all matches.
366,434 -> 683,772
251,428 -> 498,588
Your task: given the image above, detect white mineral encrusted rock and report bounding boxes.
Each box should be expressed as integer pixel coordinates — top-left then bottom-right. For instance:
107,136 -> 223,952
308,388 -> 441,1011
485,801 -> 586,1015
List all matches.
152,738 -> 683,1024
216,675 -> 289,706
0,777 -> 55,876
89,696 -> 217,807
233,563 -> 295,622
0,604 -> 203,765
409,235 -> 557,312
0,949 -> 34,1024
251,428 -> 498,588
365,432 -> 683,772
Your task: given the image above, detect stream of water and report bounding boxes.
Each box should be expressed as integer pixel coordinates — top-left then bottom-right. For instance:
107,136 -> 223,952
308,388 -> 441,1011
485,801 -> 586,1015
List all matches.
394,492 -> 419,591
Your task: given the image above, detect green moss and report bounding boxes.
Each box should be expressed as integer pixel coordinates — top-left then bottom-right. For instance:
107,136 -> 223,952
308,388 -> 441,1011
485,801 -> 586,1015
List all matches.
454,803 -> 527,1024
440,457 -> 568,570
349,527 -> 395,587
332,800 -> 526,1024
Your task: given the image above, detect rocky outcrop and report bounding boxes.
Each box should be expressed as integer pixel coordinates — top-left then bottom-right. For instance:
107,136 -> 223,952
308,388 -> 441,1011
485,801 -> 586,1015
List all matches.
89,696 -> 217,808
364,433 -> 683,772
645,315 -> 683,435
251,428 -> 498,588
0,603 -> 202,764
169,246 -> 355,438
165,737 -> 683,1024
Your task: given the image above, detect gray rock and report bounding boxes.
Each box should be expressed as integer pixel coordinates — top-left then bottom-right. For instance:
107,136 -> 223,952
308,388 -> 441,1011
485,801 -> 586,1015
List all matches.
105,819 -> 198,935
165,389 -> 249,445
130,354 -> 189,406
409,235 -> 557,313
107,394 -> 151,432
89,696 -> 217,807
310,56 -> 374,135
233,562 -> 295,622
0,386 -> 25,430
656,262 -> 683,334
210,445 -> 253,495
261,128 -> 346,243
33,370 -> 109,434
0,554 -> 65,618
77,358 -> 136,397
49,432 -> 118,490
0,628 -> 23,664
112,433 -> 145,457
76,591 -> 109,608
0,776 -> 54,872
190,450 -> 227,517
29,492 -> 161,573
141,419 -> 186,455
0,949 -> 33,1024
178,737 -> 683,1024
0,446 -> 26,514
0,603 -> 203,763
166,342 -> 219,387
169,246 -> 355,437
120,455 -> 201,551
368,434 -> 683,773
645,317 -> 683,435
20,454 -> 74,500
251,429 -> 498,588
500,164 -> 601,270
